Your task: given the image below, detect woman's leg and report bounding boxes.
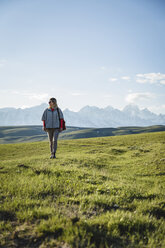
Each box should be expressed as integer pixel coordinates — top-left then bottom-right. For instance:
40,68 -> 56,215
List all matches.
47,128 -> 54,156
53,129 -> 60,156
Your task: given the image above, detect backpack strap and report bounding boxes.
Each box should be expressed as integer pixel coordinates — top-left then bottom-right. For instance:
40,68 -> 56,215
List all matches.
56,107 -> 61,128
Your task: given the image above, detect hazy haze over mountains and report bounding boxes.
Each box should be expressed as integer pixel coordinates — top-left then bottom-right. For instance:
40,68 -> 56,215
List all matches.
0,103 -> 165,127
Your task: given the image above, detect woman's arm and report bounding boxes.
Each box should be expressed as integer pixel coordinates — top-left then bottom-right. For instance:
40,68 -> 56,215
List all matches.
42,120 -> 47,131
43,120 -> 46,127
41,109 -> 47,131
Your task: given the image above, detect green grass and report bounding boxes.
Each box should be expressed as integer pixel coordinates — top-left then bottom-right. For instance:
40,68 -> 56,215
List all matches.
0,131 -> 165,247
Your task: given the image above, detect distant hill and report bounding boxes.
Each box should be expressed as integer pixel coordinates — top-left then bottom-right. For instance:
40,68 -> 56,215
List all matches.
0,103 -> 165,127
0,125 -> 165,144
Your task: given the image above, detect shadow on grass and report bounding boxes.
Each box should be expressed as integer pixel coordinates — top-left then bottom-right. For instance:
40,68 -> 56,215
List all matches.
0,210 -> 16,221
145,206 -> 165,219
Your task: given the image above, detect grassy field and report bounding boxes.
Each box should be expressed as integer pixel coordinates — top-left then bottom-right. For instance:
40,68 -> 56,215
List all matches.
0,131 -> 165,247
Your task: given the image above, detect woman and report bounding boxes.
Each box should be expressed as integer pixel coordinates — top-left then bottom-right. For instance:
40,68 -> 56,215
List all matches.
41,97 -> 64,159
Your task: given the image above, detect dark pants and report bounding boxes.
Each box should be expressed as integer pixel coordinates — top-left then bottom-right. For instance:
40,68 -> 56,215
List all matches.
47,128 -> 60,155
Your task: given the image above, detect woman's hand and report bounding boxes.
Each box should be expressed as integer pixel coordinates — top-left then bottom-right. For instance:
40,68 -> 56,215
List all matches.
59,127 -> 63,132
42,127 -> 47,132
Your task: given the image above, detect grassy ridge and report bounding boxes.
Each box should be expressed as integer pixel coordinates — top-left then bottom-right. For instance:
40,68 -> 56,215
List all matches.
0,131 -> 165,247
0,124 -> 165,144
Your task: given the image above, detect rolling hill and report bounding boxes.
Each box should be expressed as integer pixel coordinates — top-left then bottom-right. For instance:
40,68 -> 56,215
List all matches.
0,124 -> 165,144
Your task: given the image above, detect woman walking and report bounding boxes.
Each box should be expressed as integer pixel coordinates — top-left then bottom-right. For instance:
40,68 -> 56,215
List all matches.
41,97 -> 64,159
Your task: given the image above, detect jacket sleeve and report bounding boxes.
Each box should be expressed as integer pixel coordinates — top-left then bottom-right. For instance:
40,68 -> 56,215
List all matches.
41,109 -> 46,121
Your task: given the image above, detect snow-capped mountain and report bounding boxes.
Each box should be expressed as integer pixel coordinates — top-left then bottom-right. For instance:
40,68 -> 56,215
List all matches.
0,103 -> 165,127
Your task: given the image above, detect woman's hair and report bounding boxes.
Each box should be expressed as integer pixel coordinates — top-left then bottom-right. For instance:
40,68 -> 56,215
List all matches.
49,97 -> 58,108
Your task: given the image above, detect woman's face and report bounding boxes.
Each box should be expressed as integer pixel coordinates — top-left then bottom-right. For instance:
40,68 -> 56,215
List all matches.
49,100 -> 55,108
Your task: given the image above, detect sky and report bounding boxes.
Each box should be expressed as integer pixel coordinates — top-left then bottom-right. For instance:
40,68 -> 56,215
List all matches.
0,0 -> 165,114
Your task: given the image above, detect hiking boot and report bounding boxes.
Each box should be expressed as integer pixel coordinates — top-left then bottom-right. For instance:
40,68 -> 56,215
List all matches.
53,153 -> 56,159
50,154 -> 54,159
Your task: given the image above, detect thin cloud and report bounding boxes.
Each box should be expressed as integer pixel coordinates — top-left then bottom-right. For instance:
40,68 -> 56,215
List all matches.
100,66 -> 107,71
0,59 -> 7,68
136,73 -> 165,85
71,92 -> 87,96
128,89 -> 133,93
121,76 -> 130,80
11,90 -> 49,100
103,94 -> 112,98
25,93 -> 49,100
160,80 -> 165,85
108,78 -> 118,82
125,92 -> 155,103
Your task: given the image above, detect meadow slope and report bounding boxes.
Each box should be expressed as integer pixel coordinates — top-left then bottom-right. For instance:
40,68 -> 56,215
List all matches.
0,124 -> 165,144
0,131 -> 165,247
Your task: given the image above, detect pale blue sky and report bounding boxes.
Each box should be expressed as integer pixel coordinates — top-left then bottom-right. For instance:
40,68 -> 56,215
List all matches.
0,0 -> 165,113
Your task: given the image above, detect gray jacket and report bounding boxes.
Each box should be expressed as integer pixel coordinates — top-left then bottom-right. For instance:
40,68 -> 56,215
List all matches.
41,107 -> 64,128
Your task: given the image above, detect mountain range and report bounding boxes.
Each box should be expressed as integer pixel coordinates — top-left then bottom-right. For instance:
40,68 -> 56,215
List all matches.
0,103 -> 165,127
